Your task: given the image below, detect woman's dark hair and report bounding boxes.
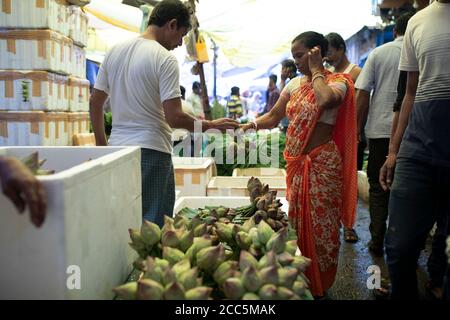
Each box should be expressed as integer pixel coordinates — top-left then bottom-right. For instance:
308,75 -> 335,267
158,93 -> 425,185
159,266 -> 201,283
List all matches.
325,32 -> 346,53
148,0 -> 191,30
292,31 -> 328,57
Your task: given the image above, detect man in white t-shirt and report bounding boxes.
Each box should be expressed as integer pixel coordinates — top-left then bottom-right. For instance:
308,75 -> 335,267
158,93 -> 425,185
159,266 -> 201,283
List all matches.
378,0 -> 450,299
89,0 -> 238,226
186,81 -> 205,119
354,13 -> 412,257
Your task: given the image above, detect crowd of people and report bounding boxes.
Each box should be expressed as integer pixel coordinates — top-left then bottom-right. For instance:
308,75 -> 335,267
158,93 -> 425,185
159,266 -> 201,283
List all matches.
2,0 -> 449,300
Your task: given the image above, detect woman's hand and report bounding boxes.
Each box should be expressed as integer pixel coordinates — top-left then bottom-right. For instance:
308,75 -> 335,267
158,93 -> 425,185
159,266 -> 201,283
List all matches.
308,46 -> 324,74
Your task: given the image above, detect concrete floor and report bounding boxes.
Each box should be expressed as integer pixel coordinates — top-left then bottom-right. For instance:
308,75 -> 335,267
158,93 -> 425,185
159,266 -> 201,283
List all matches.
327,200 -> 435,300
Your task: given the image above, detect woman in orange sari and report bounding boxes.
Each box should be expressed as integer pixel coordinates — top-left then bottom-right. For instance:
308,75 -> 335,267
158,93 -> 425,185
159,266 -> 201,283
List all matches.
241,31 -> 357,297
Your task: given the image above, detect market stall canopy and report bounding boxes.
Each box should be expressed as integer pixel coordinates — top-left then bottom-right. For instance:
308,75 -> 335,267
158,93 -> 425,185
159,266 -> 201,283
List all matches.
85,0 -> 379,67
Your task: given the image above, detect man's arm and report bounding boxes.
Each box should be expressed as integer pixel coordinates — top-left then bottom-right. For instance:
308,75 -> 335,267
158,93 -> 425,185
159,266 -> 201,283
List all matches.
89,89 -> 108,146
163,98 -> 239,132
379,71 -> 419,190
356,89 -> 370,140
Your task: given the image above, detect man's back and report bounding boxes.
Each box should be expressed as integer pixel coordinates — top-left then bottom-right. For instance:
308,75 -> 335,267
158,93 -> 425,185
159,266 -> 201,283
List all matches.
355,37 -> 403,138
94,37 -> 181,154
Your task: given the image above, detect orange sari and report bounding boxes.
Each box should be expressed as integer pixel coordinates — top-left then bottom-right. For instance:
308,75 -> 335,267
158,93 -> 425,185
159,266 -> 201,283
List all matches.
284,71 -> 357,297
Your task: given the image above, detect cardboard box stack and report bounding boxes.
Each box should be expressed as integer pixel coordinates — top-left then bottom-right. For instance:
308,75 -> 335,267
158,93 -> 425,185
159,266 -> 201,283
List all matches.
0,0 -> 90,146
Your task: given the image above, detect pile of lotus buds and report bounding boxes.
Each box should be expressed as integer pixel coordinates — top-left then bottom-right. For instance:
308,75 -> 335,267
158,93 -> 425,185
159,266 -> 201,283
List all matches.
115,215 -> 313,300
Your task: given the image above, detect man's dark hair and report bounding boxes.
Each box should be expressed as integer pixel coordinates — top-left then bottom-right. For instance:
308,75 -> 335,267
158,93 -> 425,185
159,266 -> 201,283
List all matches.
394,11 -> 415,36
192,81 -> 201,91
148,0 -> 191,30
269,74 -> 277,84
231,86 -> 240,96
292,31 -> 328,57
325,32 -> 346,53
282,59 -> 296,73
180,85 -> 186,99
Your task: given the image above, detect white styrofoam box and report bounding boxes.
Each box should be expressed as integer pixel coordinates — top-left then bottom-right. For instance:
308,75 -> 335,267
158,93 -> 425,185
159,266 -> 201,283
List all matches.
357,170 -> 369,203
0,29 -> 73,75
172,156 -> 217,196
0,0 -> 70,36
0,111 -> 69,146
0,70 -> 69,111
68,5 -> 88,47
207,176 -> 287,197
0,146 -> 142,299
72,45 -> 86,78
67,112 -> 90,145
175,190 -> 181,200
232,167 -> 287,177
173,196 -> 289,217
68,77 -> 90,112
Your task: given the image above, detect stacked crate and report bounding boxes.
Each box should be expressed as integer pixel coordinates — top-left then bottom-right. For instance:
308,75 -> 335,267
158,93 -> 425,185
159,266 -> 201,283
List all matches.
0,0 -> 90,146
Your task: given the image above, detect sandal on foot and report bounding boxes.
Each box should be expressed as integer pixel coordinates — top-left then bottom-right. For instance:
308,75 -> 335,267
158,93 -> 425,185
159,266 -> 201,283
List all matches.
344,228 -> 359,243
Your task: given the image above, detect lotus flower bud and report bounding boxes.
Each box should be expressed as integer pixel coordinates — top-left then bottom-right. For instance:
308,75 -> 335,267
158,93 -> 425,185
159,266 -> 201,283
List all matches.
259,266 -> 278,286
242,217 -> 256,232
213,261 -> 238,286
266,228 -> 287,254
236,231 -> 252,250
239,250 -> 259,272
178,267 -> 199,291
185,287 -> 213,300
178,229 -> 194,252
258,250 -> 277,269
162,247 -> 185,266
257,220 -> 275,245
215,222 -> 233,243
232,224 -> 245,239
161,230 -> 179,248
189,215 -> 203,230
137,279 -> 164,300
292,256 -> 312,272
277,252 -> 294,267
258,284 -> 277,300
278,268 -> 298,288
248,246 -> 263,259
174,215 -> 189,229
133,258 -> 147,272
164,282 -> 186,300
241,266 -> 262,293
277,287 -> 295,300
197,244 -> 226,273
242,293 -> 261,300
292,281 -> 306,297
285,240 -> 298,256
223,278 -> 245,300
161,216 -> 175,234
154,257 -> 170,269
172,259 -> 191,278
249,227 -> 262,249
143,257 -> 161,283
113,282 -> 137,300
159,267 -> 177,287
141,221 -> 161,247
194,223 -> 208,237
128,228 -> 144,247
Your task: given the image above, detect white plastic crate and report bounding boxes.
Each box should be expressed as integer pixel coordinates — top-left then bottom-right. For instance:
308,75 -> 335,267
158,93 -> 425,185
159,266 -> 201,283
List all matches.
0,29 -> 73,75
207,176 -> 287,197
0,111 -> 69,146
173,196 -> 289,216
0,0 -> 70,36
67,112 -> 90,145
0,146 -> 142,299
357,170 -> 369,203
0,70 -> 69,111
68,77 -> 90,112
68,5 -> 88,47
232,167 -> 287,177
172,157 -> 217,196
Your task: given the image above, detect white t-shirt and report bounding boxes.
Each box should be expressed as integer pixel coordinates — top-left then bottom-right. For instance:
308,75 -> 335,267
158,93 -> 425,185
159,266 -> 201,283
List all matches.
355,36 -> 404,139
94,37 -> 181,154
399,1 -> 450,103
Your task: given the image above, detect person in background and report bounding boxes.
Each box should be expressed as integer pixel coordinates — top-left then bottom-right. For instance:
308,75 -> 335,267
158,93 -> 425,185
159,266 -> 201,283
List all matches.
241,31 -> 357,298
0,156 -> 46,227
187,81 -> 205,119
90,0 -> 238,227
227,86 -> 244,120
180,85 -> 196,117
325,32 -> 362,243
279,59 -> 298,132
355,13 -> 413,256
263,74 -> 280,114
379,0 -> 450,299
